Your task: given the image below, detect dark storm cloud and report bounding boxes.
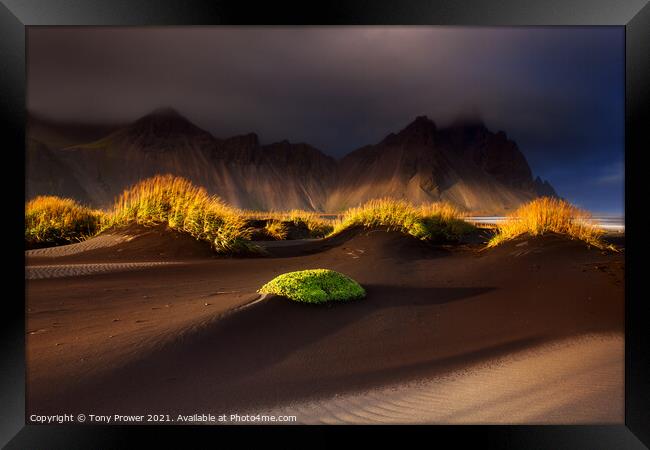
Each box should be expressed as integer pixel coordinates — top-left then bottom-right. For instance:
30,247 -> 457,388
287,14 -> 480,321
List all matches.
27,26 -> 624,213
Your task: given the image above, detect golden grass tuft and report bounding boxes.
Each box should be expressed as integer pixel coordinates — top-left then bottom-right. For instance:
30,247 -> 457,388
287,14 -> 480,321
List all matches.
487,197 -> 610,249
263,220 -> 289,240
106,174 -> 253,253
281,209 -> 334,238
331,197 -> 473,242
25,196 -> 103,246
243,209 -> 334,238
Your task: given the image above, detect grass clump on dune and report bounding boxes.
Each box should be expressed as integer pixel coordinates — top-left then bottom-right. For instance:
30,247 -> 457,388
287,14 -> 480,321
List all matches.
25,196 -> 103,247
258,269 -> 365,304
244,209 -> 334,238
106,175 -> 254,253
25,181 -> 475,252
263,220 -> 289,240
330,198 -> 473,242
487,197 -> 610,249
281,209 -> 334,238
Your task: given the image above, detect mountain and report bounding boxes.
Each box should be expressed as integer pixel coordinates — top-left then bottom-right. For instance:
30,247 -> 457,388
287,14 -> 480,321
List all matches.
533,176 -> 559,198
26,109 -> 556,213
208,134 -> 337,210
27,108 -> 337,210
26,138 -> 92,204
328,116 -> 553,212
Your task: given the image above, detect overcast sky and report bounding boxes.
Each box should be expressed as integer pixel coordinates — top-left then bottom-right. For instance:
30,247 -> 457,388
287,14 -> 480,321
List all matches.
27,26 -> 624,214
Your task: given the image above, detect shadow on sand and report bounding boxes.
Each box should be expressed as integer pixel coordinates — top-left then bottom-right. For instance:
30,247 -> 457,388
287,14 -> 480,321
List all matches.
40,284 -> 507,414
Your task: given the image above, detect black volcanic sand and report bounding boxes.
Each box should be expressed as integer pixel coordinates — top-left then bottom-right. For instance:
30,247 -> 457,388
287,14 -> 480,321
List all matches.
25,229 -> 624,418
26,224 -> 216,264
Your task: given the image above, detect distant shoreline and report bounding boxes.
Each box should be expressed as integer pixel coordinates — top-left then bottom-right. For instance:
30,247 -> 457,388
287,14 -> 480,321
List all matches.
465,216 -> 625,232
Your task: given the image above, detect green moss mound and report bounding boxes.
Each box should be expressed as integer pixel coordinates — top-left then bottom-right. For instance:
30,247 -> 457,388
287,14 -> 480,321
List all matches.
258,269 -> 365,304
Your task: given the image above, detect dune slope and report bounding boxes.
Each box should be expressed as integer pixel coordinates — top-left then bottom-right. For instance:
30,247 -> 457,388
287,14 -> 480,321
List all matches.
26,230 -> 624,422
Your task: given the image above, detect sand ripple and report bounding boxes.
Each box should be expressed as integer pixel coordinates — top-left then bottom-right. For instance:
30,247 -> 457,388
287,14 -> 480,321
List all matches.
248,334 -> 623,424
26,262 -> 181,280
26,234 -> 132,257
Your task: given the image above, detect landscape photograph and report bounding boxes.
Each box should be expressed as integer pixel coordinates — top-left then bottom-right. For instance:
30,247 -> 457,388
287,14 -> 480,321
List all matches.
25,26 -> 624,424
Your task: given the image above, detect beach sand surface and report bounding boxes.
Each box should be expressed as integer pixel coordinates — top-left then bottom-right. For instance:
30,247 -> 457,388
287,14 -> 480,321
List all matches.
26,228 -> 624,423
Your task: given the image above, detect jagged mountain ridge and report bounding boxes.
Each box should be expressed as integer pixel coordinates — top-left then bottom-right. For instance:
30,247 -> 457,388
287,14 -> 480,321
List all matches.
26,109 -> 556,213
328,115 -> 556,212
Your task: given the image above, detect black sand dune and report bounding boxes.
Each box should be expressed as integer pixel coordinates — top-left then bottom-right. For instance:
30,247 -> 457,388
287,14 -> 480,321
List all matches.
26,228 -> 624,421
26,224 -> 215,265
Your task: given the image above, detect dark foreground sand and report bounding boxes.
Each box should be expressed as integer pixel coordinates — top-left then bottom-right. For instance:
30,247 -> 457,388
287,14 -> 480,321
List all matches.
253,334 -> 622,424
25,228 -> 624,423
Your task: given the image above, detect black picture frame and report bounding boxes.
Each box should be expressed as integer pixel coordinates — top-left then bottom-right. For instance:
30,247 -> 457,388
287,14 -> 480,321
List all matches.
1,0 -> 648,447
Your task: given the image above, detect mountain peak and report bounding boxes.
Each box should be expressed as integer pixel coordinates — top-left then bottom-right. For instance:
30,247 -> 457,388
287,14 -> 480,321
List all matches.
132,107 -> 189,127
402,115 -> 437,133
380,115 -> 437,146
128,107 -> 209,139
533,176 -> 559,198
145,107 -> 184,119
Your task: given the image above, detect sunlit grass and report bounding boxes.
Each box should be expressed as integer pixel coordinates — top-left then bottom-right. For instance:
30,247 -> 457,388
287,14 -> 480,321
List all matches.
105,174 -> 254,253
263,220 -> 289,240
487,197 -> 611,249
25,196 -> 103,246
243,209 -> 334,238
26,178 -> 479,252
330,197 -> 474,242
